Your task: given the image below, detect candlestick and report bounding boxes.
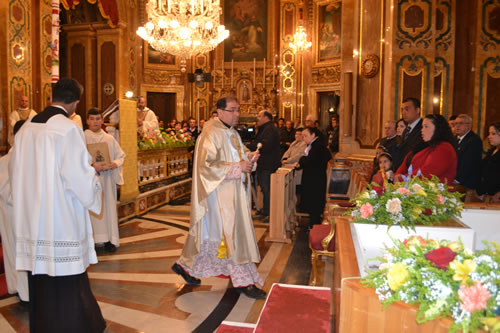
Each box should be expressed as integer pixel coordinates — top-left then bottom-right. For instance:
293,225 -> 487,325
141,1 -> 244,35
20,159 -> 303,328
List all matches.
231,59 -> 234,88
253,58 -> 256,88
263,58 -> 266,88
273,55 -> 276,88
222,57 -> 224,89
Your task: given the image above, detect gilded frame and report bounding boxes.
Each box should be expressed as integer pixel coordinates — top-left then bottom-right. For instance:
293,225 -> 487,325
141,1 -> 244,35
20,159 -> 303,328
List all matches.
313,0 -> 342,67
143,41 -> 178,69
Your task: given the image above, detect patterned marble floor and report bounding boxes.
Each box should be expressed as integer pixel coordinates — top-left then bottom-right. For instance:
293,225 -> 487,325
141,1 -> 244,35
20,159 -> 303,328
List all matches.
0,204 -> 333,332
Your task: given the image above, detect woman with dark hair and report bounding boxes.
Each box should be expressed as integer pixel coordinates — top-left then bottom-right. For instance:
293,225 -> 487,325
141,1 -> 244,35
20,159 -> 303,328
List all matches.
476,122 -> 500,203
295,127 -> 332,227
326,115 -> 339,154
395,114 -> 457,184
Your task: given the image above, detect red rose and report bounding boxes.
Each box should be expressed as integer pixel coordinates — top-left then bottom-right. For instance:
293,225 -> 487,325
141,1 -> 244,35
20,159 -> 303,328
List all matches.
425,247 -> 457,270
423,208 -> 432,216
373,186 -> 385,196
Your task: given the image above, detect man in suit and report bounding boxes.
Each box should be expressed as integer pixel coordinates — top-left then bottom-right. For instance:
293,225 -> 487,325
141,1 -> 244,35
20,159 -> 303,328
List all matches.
392,97 -> 424,171
454,114 -> 483,199
379,120 -> 398,158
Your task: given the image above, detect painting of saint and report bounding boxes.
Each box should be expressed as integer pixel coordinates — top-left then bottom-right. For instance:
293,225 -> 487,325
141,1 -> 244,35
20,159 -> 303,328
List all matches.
147,43 -> 175,65
238,80 -> 252,104
224,0 -> 267,62
318,3 -> 341,62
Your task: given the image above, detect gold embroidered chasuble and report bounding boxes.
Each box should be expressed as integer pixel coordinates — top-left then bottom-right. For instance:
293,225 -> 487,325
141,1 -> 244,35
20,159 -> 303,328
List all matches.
179,119 -> 261,269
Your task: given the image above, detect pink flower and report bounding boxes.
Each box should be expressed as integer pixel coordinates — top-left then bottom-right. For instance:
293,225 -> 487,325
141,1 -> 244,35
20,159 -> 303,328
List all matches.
436,194 -> 445,204
397,187 -> 411,195
360,203 -> 374,219
458,282 -> 491,313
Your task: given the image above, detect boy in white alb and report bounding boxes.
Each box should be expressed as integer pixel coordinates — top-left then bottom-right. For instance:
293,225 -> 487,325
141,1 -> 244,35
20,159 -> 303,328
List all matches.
85,108 -> 126,253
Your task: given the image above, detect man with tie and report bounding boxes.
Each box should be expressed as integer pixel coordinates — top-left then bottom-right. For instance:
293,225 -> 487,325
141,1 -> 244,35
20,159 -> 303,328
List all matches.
454,114 -> 483,200
392,97 -> 424,171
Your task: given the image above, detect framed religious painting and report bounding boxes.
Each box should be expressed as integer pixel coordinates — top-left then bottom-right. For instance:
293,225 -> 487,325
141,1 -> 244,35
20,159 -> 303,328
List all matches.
237,79 -> 253,105
223,0 -> 270,62
313,0 -> 342,66
144,41 -> 178,69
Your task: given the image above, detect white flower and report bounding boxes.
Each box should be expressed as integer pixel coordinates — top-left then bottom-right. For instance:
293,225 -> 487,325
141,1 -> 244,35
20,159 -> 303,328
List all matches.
411,184 -> 423,192
386,198 -> 402,214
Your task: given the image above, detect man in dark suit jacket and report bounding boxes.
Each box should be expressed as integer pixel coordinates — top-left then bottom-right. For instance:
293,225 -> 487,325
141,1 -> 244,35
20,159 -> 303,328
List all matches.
392,97 -> 424,171
379,120 -> 398,158
247,111 -> 281,221
455,114 -> 483,193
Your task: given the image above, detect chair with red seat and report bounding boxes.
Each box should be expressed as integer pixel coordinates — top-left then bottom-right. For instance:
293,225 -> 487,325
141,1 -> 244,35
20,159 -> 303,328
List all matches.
309,204 -> 337,286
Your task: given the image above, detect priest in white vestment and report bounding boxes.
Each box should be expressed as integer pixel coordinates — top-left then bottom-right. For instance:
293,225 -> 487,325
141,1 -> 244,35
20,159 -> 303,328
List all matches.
173,97 -> 266,299
8,95 -> 37,146
9,78 -> 106,332
85,108 -> 126,252
0,121 -> 29,302
137,96 -> 159,133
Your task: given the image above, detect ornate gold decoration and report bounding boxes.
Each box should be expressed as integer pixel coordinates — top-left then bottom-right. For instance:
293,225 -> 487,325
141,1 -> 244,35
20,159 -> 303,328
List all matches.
311,64 -> 341,83
360,54 -> 380,78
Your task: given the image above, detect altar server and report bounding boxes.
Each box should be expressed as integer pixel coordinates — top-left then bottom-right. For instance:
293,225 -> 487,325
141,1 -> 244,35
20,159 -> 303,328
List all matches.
9,78 -> 105,332
0,120 -> 29,302
8,95 -> 37,146
85,108 -> 126,252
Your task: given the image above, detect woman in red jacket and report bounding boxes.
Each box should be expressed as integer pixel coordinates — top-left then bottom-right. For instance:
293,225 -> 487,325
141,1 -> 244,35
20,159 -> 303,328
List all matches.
395,114 -> 457,184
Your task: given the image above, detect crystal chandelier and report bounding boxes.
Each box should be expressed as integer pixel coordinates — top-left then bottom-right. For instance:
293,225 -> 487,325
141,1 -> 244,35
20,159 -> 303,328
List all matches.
289,26 -> 312,52
136,0 -> 230,59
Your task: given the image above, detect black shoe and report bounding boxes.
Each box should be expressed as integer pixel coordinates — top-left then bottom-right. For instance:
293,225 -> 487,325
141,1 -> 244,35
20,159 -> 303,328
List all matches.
172,263 -> 201,285
236,285 -> 267,299
104,242 -> 117,253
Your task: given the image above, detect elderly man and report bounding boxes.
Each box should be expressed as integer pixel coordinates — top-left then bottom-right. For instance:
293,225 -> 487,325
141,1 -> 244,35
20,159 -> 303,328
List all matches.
9,78 -> 105,332
8,95 -> 37,146
172,96 -> 266,299
392,97 -> 424,171
137,96 -> 159,132
454,114 -> 483,198
379,120 -> 398,158
248,110 -> 281,222
281,128 -> 307,167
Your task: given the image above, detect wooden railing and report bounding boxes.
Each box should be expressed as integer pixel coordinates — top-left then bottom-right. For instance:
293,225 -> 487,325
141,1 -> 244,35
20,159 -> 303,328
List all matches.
137,147 -> 191,186
267,166 -> 299,243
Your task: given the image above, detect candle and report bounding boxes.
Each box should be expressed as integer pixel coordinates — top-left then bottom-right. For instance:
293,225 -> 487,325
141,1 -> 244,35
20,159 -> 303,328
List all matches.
253,58 -> 256,88
263,58 -> 266,88
273,55 -> 276,88
222,57 -> 224,88
191,0 -> 195,13
231,59 -> 234,88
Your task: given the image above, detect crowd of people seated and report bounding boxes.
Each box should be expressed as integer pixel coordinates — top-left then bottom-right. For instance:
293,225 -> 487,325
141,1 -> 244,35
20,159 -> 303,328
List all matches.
373,97 -> 500,203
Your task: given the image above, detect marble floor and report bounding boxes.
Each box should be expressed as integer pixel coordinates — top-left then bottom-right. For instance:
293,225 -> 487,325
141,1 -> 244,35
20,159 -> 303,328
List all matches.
0,204 -> 333,332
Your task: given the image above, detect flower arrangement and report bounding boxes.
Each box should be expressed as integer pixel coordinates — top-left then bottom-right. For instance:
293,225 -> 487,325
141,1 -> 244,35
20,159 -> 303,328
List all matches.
350,175 -> 463,231
362,237 -> 500,332
137,128 -> 195,150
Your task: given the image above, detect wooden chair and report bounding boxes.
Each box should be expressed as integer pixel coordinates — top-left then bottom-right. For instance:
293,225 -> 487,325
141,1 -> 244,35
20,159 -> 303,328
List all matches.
309,204 -> 338,286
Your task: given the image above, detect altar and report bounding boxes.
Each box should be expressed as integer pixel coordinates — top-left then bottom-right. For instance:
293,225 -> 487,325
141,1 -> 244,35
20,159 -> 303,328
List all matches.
333,213 -> 498,333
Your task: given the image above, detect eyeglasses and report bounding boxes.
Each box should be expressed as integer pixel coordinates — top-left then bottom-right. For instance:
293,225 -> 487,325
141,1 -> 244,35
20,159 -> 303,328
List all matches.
222,108 -> 241,113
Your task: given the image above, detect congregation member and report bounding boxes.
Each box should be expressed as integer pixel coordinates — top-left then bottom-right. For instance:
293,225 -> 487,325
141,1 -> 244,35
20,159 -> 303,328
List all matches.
280,120 -> 295,155
137,96 -> 159,132
392,97 -> 424,171
248,110 -> 281,222
187,117 -> 199,140
379,120 -> 398,158
281,128 -> 307,167
395,114 -> 457,184
449,115 -> 458,136
8,95 -> 37,146
9,78 -> 105,332
172,96 -> 266,299
326,115 -> 339,154
85,108 -> 126,253
372,152 -> 394,186
454,114 -> 483,199
295,127 -> 332,227
0,120 -> 29,303
476,122 -> 500,203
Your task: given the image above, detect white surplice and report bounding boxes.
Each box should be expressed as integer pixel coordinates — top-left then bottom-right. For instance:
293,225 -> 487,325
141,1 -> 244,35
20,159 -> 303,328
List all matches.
9,111 -> 102,277
85,129 -> 125,247
0,152 -> 29,301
